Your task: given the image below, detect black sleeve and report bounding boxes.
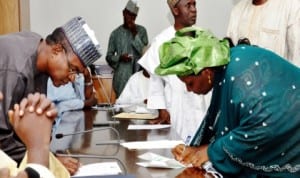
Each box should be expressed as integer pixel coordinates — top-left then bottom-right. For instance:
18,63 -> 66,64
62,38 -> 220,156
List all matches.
24,167 -> 40,178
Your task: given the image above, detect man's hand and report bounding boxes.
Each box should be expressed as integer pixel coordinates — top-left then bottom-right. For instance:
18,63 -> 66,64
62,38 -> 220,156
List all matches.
17,93 -> 57,118
149,109 -> 170,124
8,93 -> 57,167
55,156 -> 80,176
129,26 -> 137,37
0,168 -> 28,178
120,54 -> 133,62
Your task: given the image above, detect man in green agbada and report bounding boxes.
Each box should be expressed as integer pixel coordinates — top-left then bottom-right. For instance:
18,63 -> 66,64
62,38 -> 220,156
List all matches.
105,0 -> 148,97
158,27 -> 300,178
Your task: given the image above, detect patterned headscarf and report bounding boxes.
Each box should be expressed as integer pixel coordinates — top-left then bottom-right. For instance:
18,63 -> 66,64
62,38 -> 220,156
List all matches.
155,27 -> 230,76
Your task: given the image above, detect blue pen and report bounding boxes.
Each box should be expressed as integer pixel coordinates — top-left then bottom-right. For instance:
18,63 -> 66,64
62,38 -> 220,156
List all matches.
180,135 -> 191,160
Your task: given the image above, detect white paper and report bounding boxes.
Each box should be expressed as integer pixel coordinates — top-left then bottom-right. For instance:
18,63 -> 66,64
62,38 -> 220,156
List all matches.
92,104 -> 132,111
72,162 -> 122,177
113,112 -> 157,120
121,140 -> 184,150
136,152 -> 186,169
128,124 -> 171,130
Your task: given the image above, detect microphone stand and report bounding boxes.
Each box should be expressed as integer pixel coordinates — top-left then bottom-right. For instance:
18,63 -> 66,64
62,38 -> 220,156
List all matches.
55,127 -> 121,155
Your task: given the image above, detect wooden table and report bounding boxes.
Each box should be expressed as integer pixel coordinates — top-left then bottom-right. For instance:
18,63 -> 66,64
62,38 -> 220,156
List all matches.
50,109 -> 209,178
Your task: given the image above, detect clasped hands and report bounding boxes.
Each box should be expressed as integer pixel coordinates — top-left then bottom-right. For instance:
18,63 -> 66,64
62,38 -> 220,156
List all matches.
8,92 -> 57,149
6,92 -> 80,176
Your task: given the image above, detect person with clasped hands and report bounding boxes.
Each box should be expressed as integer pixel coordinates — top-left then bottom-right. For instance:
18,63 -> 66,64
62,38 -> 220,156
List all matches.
0,92 -> 60,178
0,16 -> 101,174
154,27 -> 300,177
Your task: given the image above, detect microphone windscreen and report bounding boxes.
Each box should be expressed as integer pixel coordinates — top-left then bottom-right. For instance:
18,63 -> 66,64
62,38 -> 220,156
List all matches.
55,133 -> 64,139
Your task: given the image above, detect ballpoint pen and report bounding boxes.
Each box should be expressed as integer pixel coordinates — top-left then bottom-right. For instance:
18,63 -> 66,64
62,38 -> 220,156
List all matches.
180,135 -> 191,161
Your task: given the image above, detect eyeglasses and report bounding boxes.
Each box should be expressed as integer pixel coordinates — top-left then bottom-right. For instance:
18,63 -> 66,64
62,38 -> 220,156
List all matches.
64,50 -> 79,76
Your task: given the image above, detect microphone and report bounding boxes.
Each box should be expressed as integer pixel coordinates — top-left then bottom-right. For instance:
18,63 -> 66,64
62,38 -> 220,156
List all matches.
55,153 -> 127,175
55,127 -> 121,155
55,127 -> 120,143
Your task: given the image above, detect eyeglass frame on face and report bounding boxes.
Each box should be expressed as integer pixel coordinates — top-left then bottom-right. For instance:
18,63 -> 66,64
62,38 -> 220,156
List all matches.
62,47 -> 81,76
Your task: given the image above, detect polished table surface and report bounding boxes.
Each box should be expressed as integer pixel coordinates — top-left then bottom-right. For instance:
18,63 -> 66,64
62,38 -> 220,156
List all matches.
50,109 -> 209,178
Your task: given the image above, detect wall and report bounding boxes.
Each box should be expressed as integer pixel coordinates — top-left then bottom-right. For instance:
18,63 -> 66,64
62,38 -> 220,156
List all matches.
0,0 -> 20,34
20,0 -> 30,31
29,0 -> 237,64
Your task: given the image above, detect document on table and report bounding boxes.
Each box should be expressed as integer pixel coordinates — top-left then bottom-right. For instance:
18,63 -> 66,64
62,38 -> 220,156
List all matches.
136,152 -> 187,169
113,112 -> 157,120
128,124 -> 171,130
121,140 -> 184,150
92,104 -> 131,111
72,162 -> 122,177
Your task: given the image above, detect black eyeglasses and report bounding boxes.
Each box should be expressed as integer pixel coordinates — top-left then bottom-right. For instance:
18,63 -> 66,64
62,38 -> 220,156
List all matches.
64,50 -> 79,75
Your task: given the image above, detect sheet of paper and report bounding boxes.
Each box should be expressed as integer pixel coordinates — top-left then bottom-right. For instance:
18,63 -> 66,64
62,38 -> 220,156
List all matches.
128,124 -> 171,130
136,152 -> 186,169
113,112 -> 157,120
92,104 -> 132,111
121,140 -> 184,150
72,162 -> 122,177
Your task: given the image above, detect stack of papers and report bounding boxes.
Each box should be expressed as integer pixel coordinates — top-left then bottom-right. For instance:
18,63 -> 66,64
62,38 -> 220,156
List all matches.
113,112 -> 157,120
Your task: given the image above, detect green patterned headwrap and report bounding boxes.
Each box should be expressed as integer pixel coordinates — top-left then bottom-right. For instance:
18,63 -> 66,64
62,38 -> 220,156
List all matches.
155,27 -> 230,76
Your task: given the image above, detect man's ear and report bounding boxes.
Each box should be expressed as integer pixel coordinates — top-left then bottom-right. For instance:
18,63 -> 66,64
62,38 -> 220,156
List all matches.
171,6 -> 179,16
51,43 -> 64,55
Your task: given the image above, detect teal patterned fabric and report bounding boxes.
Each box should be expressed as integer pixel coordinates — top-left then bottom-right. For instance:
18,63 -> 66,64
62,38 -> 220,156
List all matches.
190,45 -> 300,177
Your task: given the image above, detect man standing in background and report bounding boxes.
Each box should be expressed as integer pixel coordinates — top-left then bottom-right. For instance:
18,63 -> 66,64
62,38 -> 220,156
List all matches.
227,0 -> 300,66
106,0 -> 148,97
138,0 -> 210,140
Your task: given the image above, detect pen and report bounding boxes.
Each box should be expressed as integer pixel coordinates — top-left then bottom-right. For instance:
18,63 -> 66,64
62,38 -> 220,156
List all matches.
66,149 -> 71,155
180,135 -> 191,161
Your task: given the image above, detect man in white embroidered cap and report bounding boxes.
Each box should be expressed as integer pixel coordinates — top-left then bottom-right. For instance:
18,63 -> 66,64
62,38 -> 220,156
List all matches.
106,0 -> 148,97
0,16 -> 101,175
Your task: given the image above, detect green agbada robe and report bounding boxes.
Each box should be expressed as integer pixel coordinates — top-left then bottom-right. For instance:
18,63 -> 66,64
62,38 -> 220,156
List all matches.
190,45 -> 300,178
106,25 -> 148,97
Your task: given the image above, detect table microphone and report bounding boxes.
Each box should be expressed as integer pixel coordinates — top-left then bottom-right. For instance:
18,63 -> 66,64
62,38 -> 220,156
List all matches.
55,127 -> 120,142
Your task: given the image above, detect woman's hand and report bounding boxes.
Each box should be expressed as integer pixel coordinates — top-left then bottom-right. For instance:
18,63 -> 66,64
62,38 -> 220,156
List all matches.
172,144 -> 209,167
